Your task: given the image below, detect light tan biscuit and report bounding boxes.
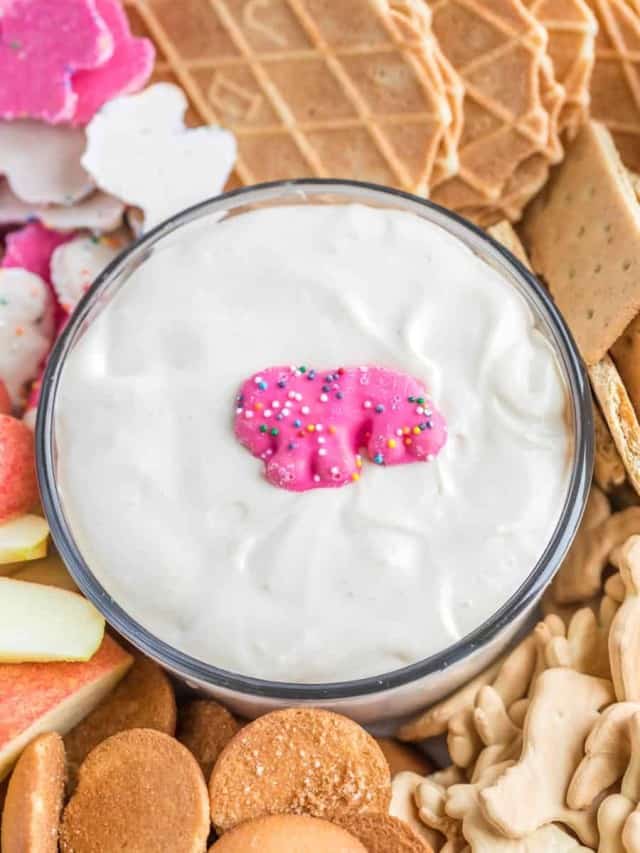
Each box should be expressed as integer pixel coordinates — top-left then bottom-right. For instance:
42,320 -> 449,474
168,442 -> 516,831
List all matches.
60,728 -> 209,853
375,738 -> 432,777
590,355 -> 640,496
210,814 -> 366,852
593,403 -> 626,492
177,699 -> 240,782
1,733 -> 65,853
64,653 -> 176,789
521,121 -> 640,365
209,708 -> 390,834
338,812 -> 433,852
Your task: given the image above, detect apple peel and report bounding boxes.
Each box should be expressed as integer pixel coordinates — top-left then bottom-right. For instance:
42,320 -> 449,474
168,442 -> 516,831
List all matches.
0,0 -> 112,123
0,634 -> 132,780
71,0 -> 155,125
82,83 -> 237,230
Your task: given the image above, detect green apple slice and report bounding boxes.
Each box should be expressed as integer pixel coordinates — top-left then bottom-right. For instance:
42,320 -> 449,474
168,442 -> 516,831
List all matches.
0,515 -> 50,566
0,578 -> 105,662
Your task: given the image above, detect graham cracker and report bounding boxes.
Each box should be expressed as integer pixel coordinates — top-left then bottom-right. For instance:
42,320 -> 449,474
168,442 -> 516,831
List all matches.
124,0 -> 455,193
593,401 -> 626,491
611,170 -> 640,420
589,355 -> 640,495
520,120 -> 640,365
587,0 -> 640,172
427,0 -> 552,208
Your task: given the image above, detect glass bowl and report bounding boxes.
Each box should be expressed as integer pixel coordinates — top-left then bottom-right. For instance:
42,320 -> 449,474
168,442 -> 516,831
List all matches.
36,180 -> 593,725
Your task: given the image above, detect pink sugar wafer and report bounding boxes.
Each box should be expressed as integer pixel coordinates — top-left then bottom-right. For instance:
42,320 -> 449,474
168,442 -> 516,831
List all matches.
71,0 -> 155,126
0,0 -> 113,123
235,365 -> 447,492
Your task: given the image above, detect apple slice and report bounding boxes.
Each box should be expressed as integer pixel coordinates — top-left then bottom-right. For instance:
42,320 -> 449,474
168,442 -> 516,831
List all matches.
0,578 -> 104,662
10,550 -> 78,592
0,515 -> 49,566
0,635 -> 132,780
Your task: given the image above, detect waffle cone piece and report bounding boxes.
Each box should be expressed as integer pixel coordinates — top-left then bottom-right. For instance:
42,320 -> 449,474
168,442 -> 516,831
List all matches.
427,0 -> 552,210
124,0 -> 462,194
526,0 -> 597,136
588,0 -> 640,172
460,53 -> 565,225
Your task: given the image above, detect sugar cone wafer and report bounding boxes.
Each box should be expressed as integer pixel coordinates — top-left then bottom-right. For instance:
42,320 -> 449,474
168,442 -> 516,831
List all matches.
428,0 -> 552,210
587,0 -> 640,172
525,0 -> 597,137
124,0 -> 455,193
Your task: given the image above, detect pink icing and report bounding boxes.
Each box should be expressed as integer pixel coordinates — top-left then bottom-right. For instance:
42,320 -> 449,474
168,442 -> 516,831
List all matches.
234,365 -> 447,492
71,0 -> 155,126
0,0 -> 113,123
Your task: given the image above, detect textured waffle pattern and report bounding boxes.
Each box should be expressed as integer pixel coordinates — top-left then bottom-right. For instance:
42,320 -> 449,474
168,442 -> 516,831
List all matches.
587,0 -> 640,171
427,0 -> 553,212
124,0 -> 458,192
526,0 -> 597,137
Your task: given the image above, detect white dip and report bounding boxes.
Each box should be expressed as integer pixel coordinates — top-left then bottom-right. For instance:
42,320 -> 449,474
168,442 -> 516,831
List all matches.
55,204 -> 571,682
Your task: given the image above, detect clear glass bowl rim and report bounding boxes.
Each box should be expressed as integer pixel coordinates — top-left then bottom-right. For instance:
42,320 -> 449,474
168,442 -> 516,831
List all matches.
36,178 -> 594,701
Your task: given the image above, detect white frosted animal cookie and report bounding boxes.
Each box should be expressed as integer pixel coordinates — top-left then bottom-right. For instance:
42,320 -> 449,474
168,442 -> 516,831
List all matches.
82,83 -> 236,230
0,268 -> 55,405
0,121 -> 94,205
0,180 -> 124,233
50,235 -> 121,314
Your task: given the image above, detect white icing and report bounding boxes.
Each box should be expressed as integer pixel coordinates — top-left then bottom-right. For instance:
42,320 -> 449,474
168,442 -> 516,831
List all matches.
0,121 -> 93,205
0,268 -> 54,405
0,180 -> 124,232
55,204 -> 571,682
81,83 -> 237,230
51,235 -> 121,314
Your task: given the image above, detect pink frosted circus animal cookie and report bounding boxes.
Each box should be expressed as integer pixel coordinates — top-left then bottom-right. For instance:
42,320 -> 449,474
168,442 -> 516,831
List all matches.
0,0 -> 113,123
234,365 -> 447,492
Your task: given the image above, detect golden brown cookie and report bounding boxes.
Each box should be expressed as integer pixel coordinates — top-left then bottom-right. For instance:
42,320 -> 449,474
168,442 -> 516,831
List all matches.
210,814 -> 366,852
177,699 -> 240,781
1,732 -> 65,853
60,728 -> 209,853
64,653 -> 176,789
375,738 -> 432,777
209,708 -> 391,834
338,813 -> 432,852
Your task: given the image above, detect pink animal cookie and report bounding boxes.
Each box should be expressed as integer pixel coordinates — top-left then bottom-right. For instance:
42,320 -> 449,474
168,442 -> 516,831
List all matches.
234,365 -> 447,492
0,0 -> 113,123
71,0 -> 155,125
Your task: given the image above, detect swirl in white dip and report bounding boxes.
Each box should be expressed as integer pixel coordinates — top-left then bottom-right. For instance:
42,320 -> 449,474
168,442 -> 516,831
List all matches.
55,204 -> 571,682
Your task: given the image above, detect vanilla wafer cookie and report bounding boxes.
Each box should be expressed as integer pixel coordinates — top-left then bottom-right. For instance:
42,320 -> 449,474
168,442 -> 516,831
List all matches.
126,0 -> 453,193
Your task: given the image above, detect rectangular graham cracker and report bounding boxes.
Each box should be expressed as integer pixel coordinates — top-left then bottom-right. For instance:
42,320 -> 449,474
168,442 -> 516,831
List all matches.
521,121 -> 640,365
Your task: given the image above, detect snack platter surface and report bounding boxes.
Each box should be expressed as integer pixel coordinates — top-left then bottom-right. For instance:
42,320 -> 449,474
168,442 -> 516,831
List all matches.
2,0 -> 640,852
